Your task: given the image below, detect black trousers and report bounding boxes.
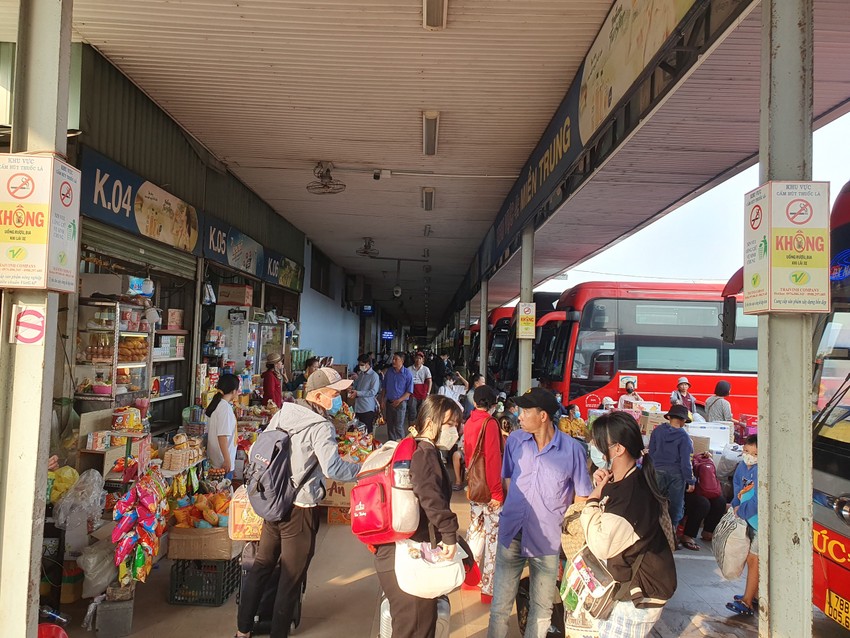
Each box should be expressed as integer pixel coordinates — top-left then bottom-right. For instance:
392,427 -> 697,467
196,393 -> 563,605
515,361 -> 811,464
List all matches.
375,544 -> 438,638
683,491 -> 727,538
356,410 -> 377,433
237,506 -> 320,637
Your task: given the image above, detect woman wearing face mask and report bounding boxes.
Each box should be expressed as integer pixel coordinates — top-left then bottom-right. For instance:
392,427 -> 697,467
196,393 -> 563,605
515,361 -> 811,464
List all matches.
373,394 -> 462,638
582,412 -> 677,638
236,368 -> 362,638
462,385 -> 504,604
205,373 -> 240,479
617,381 -> 643,409
559,403 -> 588,439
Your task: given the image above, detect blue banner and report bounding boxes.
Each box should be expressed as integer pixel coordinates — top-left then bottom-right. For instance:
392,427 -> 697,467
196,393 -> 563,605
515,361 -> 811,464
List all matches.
79,147 -> 203,255
203,215 -> 264,279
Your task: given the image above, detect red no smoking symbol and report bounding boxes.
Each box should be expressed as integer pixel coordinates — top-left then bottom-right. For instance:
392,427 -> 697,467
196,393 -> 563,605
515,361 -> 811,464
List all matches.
59,181 -> 73,207
15,308 -> 45,345
7,173 -> 34,200
749,205 -> 762,230
787,198 -> 813,225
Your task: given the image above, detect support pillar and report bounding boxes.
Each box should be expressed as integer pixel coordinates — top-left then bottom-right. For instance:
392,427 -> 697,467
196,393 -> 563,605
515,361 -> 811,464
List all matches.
518,224 -> 534,394
758,0 -> 814,636
0,1 -> 74,635
479,280 -> 488,379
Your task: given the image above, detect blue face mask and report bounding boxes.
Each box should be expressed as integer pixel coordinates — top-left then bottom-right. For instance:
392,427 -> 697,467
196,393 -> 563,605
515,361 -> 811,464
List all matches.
330,395 -> 343,414
589,444 -> 611,470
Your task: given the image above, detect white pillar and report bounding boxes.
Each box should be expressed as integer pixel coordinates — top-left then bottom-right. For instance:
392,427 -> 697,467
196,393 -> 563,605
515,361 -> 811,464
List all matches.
0,2 -> 73,635
479,280 -> 488,379
518,224 -> 534,394
758,0 -> 814,636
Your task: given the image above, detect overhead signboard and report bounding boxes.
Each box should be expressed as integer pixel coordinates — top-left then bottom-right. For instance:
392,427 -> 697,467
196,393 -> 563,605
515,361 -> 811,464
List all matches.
203,215 -> 264,278
381,330 -> 394,341
79,147 -> 202,256
0,154 -> 80,292
263,247 -> 304,293
744,181 -> 830,314
517,303 -> 536,339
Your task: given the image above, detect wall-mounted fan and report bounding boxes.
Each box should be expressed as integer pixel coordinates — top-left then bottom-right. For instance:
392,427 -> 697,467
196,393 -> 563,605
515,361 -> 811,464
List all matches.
356,237 -> 379,257
306,161 -> 346,195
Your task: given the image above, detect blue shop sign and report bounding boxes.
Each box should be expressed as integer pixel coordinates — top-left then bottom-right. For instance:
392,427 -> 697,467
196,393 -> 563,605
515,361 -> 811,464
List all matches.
79,147 -> 203,255
203,216 -> 264,279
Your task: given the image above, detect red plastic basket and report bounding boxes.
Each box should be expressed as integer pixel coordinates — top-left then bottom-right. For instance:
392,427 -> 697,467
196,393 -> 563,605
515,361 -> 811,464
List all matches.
38,624 -> 68,638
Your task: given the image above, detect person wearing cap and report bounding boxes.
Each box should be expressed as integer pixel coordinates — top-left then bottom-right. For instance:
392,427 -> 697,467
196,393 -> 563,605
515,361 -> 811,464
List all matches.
381,352 -> 415,441
407,351 -> 433,425
648,404 -> 696,544
670,376 -> 697,414
261,352 -> 287,409
462,384 -> 504,604
236,367 -> 361,638
488,387 -> 593,638
349,353 -> 382,433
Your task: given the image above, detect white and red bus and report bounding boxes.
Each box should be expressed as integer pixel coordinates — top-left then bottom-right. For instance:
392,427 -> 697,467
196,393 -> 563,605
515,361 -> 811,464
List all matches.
538,281 -> 759,415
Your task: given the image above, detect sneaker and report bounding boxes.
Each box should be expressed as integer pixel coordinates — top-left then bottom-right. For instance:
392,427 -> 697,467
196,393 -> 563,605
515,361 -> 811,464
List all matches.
452,484 -> 464,492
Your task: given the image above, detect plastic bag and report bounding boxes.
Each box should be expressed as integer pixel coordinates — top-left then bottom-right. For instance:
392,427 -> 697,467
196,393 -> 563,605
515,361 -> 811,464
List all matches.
712,509 -> 751,579
54,469 -> 105,529
77,540 -> 118,598
50,466 -> 79,504
717,443 -> 744,480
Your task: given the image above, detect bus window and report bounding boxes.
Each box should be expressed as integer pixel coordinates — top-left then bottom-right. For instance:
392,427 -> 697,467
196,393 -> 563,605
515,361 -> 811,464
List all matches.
573,300 -> 617,380
728,349 -> 758,373
636,346 -> 718,371
546,321 -> 572,381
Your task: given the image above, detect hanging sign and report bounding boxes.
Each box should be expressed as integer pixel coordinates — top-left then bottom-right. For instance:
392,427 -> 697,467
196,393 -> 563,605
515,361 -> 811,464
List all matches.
263,247 -> 304,293
203,216 -> 264,278
463,329 -> 472,346
744,181 -> 830,314
80,147 -> 202,255
0,155 -> 80,292
517,303 -> 536,339
381,330 -> 394,340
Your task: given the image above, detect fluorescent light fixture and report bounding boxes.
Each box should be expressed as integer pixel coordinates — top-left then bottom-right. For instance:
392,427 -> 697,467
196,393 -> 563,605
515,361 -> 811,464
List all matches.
423,0 -> 448,30
422,187 -> 436,211
422,111 -> 440,156
423,224 -> 433,237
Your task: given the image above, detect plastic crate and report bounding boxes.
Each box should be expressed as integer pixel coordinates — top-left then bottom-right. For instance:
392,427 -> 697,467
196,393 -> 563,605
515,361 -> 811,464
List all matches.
168,556 -> 240,606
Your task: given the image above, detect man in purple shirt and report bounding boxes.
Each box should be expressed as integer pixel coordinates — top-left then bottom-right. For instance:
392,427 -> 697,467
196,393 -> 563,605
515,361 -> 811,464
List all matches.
380,352 -> 414,440
488,388 -> 592,638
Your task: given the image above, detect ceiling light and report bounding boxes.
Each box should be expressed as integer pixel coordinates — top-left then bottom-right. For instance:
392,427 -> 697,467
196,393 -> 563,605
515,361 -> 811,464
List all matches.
423,224 -> 433,237
422,187 -> 436,211
422,248 -> 430,259
423,0 -> 448,30
422,111 -> 440,156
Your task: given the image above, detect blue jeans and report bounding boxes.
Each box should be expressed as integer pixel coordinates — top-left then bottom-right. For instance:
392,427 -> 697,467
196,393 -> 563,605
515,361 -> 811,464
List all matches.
656,469 -> 686,529
487,538 -> 559,638
385,401 -> 407,441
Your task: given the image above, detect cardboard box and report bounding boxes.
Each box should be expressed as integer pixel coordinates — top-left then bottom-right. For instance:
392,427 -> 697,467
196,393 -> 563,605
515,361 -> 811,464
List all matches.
167,526 -> 243,560
327,506 -> 351,525
638,411 -> 666,435
690,435 -> 711,455
218,284 -> 253,306
321,480 -> 354,508
166,309 -> 184,330
623,399 -> 662,412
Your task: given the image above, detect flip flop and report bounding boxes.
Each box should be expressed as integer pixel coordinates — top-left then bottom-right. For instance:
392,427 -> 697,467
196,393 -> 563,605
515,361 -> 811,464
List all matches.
726,600 -> 754,616
734,594 -> 759,608
680,539 -> 701,551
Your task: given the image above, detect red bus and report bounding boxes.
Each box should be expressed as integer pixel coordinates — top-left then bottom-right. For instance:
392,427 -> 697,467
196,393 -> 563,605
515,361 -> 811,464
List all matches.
469,307 -> 514,378
538,281 -> 759,416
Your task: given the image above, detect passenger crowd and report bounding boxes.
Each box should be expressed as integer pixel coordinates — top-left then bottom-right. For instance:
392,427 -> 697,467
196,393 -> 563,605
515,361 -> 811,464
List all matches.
233,351 -> 758,638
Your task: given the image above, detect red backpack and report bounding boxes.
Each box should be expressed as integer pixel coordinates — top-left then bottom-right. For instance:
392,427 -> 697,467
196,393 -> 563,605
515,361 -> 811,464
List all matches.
693,453 -> 722,499
350,437 -> 420,545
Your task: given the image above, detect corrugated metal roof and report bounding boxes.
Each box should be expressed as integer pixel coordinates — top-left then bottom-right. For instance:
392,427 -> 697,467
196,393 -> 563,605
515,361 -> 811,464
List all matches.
480,0 -> 850,317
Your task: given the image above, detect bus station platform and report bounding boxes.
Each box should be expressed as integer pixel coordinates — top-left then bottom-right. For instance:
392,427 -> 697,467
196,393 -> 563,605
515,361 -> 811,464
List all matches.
64,490 -> 847,638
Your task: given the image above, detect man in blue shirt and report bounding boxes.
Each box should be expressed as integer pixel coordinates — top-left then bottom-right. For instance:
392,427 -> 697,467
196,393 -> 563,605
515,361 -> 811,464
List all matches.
381,352 -> 414,440
488,388 -> 592,638
349,353 -> 382,434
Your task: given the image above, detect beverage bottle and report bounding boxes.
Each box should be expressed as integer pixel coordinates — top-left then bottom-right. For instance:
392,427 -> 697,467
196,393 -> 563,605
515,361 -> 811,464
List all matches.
393,459 -> 412,488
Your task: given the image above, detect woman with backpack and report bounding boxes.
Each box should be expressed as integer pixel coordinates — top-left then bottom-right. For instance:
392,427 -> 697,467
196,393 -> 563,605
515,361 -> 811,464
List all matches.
373,394 -> 462,638
581,411 -> 677,637
462,385 -> 504,605
680,452 -> 726,550
235,367 -> 361,638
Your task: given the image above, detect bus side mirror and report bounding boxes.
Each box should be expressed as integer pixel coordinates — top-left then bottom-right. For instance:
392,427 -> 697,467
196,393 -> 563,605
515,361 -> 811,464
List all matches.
721,296 -> 737,344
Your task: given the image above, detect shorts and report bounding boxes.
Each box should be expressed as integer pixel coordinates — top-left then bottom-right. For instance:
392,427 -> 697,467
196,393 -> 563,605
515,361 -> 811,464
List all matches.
748,527 -> 759,556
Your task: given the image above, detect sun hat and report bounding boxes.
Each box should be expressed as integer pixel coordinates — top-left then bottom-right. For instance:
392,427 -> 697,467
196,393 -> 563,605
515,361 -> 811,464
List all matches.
677,376 -> 690,387
304,367 -> 352,393
665,404 -> 692,423
266,352 -> 283,365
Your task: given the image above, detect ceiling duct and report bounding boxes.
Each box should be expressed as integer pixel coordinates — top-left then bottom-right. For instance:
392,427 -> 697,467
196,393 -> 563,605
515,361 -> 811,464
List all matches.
422,111 -> 440,156
423,0 -> 448,30
422,187 -> 436,211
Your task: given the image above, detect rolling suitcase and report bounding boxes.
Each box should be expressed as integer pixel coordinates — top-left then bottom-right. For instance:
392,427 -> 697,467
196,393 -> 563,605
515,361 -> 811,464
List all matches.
239,541 -> 305,635
379,593 -> 450,638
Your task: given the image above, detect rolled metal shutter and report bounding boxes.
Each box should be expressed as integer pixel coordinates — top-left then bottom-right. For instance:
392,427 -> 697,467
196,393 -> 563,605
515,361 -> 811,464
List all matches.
81,219 -> 198,280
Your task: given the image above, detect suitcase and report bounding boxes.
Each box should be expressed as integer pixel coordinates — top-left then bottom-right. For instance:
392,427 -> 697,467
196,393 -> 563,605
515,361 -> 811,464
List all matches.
239,541 -> 305,635
516,576 -> 565,638
379,593 -> 450,638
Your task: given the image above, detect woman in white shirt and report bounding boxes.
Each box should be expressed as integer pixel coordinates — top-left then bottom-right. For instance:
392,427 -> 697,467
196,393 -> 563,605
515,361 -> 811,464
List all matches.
205,373 -> 240,478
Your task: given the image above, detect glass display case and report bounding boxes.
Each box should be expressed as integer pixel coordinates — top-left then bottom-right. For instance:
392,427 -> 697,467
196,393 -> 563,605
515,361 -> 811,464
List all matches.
75,299 -> 153,410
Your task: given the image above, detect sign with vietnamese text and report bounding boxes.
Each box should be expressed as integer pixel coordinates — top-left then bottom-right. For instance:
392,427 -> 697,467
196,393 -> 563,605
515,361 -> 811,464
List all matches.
0,155 -> 80,292
744,181 -> 830,314
517,303 -> 536,339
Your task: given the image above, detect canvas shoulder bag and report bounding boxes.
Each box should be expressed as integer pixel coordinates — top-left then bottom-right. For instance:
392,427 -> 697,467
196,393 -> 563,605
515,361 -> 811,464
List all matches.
561,545 -> 644,621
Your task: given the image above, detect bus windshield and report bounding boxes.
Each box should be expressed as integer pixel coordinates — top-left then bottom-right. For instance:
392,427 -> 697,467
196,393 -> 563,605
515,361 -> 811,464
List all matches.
813,308 -> 850,447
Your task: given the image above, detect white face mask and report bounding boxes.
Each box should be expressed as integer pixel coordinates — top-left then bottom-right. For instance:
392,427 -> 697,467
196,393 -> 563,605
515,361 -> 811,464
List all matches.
436,426 -> 459,450
742,453 -> 757,467
359,364 -> 368,372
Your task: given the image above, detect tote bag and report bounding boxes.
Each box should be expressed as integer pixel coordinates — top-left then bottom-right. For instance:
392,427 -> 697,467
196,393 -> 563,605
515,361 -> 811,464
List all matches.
712,508 -> 751,580
394,539 -> 468,599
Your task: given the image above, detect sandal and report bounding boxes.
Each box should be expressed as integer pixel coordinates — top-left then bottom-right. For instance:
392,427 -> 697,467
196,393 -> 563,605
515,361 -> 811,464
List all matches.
734,594 -> 759,608
726,600 -> 754,616
680,538 -> 701,551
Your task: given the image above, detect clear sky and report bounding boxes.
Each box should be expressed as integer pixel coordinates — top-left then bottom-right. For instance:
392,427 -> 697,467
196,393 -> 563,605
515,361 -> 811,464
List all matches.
526,111 -> 850,297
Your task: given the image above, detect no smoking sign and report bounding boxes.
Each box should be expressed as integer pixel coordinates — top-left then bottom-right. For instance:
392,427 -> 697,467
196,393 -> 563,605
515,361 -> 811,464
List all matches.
9,305 -> 46,345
